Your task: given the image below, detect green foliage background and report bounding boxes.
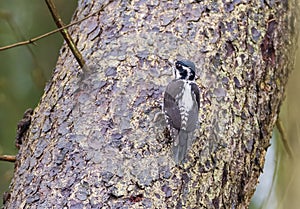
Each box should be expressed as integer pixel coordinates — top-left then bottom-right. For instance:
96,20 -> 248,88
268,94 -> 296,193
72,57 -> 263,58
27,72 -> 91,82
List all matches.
0,1 -> 299,208
0,1 -> 77,207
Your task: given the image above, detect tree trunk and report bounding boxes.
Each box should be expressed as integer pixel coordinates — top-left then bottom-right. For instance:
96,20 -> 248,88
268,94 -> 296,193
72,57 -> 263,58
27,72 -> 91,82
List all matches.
4,0 -> 298,208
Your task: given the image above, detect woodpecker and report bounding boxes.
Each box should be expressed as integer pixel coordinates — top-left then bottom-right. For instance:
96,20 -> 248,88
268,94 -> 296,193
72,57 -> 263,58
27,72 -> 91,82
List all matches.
163,60 -> 200,163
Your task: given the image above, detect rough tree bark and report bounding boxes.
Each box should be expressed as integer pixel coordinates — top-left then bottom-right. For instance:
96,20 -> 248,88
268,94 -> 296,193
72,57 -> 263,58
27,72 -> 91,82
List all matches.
4,0 -> 298,208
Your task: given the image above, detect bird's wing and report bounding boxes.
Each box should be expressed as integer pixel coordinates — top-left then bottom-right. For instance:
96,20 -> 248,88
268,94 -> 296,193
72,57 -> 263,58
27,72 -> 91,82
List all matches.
191,82 -> 200,110
163,80 -> 183,130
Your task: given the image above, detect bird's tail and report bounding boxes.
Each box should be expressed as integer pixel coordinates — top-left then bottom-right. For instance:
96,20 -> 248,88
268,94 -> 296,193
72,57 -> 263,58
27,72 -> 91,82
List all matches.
173,130 -> 188,164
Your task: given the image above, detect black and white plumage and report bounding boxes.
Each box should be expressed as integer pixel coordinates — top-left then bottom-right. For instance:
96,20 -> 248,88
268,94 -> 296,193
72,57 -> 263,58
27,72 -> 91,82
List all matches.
163,60 -> 200,163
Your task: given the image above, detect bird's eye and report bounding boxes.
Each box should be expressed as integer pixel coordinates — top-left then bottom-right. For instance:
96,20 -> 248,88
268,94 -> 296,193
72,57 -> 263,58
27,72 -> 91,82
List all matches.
176,64 -> 182,71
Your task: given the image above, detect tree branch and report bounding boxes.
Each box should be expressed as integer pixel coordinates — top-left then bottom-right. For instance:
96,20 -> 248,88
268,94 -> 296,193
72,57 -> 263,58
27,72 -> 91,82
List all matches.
0,155 -> 16,163
45,0 -> 85,68
0,1 -> 112,51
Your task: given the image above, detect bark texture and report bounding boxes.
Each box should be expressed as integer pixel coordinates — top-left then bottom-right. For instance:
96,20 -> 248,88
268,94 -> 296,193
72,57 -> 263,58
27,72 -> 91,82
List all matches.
4,0 -> 298,208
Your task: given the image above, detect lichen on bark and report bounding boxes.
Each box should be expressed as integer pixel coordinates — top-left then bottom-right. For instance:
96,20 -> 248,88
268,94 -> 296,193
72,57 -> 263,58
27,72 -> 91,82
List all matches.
4,0 -> 298,208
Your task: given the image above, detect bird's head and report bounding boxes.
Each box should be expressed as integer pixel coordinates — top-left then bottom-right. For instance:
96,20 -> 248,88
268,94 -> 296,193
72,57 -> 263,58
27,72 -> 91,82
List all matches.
174,60 -> 196,81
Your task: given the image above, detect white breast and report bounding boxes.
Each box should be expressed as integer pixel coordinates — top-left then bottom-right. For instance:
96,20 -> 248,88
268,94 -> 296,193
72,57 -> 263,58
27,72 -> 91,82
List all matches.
179,81 -> 193,112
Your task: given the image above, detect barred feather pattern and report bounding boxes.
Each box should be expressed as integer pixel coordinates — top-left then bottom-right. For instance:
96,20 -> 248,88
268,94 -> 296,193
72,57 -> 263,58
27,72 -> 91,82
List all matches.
177,82 -> 194,131
163,76 -> 200,164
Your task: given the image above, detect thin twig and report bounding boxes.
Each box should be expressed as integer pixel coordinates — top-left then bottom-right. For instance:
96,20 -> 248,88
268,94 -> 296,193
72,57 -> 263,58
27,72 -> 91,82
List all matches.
0,155 -> 16,162
45,0 -> 85,68
6,16 -> 47,84
0,2 -> 111,51
276,118 -> 294,159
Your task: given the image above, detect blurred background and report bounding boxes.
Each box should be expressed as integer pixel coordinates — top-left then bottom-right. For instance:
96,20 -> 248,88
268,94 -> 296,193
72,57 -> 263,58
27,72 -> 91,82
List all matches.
0,1 -> 299,208
0,0 -> 77,207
